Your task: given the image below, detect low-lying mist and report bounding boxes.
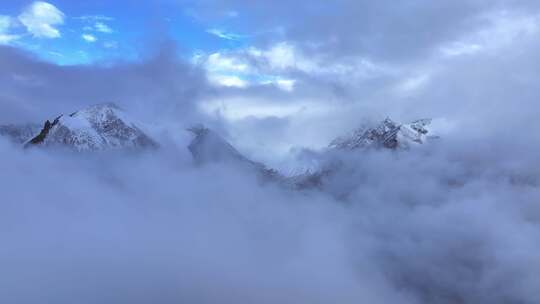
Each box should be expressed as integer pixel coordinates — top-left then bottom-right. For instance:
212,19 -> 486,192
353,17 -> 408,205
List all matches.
1,129 -> 539,304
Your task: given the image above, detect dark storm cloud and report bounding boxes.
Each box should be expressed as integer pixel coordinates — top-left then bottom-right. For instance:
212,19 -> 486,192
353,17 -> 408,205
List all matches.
0,43 -> 207,123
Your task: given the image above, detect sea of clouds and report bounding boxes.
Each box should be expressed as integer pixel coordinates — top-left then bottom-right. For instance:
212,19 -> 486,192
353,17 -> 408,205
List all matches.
1,123 -> 539,303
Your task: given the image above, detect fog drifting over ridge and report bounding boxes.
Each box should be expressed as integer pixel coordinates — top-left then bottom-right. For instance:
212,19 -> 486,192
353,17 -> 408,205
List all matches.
2,0 -> 540,303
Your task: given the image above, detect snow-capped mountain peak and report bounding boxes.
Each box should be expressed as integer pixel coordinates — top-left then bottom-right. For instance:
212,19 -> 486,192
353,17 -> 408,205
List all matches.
329,117 -> 437,150
25,103 -> 158,151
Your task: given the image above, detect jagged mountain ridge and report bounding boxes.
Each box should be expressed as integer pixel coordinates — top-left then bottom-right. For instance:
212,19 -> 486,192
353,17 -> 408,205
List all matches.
329,118 -> 437,150
24,103 -> 158,151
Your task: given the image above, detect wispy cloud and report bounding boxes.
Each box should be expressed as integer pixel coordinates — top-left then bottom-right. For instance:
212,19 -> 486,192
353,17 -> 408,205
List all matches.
95,21 -> 113,33
0,16 -> 20,44
47,50 -> 63,57
82,33 -> 97,42
206,28 -> 247,41
18,1 -> 65,39
0,16 -> 13,33
0,34 -> 19,45
74,15 -> 114,22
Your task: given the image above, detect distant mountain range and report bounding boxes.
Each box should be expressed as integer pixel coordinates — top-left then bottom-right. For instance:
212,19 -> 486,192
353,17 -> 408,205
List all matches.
0,104 -> 438,191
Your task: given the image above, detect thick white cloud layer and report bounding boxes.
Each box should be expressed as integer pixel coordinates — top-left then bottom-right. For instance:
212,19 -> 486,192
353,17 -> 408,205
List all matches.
1,125 -> 539,303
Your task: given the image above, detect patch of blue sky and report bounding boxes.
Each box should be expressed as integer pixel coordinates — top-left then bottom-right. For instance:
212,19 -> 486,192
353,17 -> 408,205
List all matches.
2,1 -> 253,65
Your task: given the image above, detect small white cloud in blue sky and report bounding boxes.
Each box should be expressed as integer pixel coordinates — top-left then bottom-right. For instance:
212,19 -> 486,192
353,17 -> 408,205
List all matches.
18,1 -> 65,39
82,21 -> 113,34
209,74 -> 249,88
82,33 -> 97,42
74,15 -> 114,22
95,22 -> 113,33
206,28 -> 246,41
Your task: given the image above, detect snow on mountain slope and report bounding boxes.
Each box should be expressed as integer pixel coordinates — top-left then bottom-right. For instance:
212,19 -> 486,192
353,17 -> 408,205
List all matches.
12,109 -> 440,193
283,117 -> 440,192
329,117 -> 438,150
25,103 -> 158,151
0,123 -> 42,144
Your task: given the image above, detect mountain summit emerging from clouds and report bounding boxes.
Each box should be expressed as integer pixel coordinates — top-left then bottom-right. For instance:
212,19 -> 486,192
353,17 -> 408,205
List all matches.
24,103 -> 158,151
329,118 -> 436,150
